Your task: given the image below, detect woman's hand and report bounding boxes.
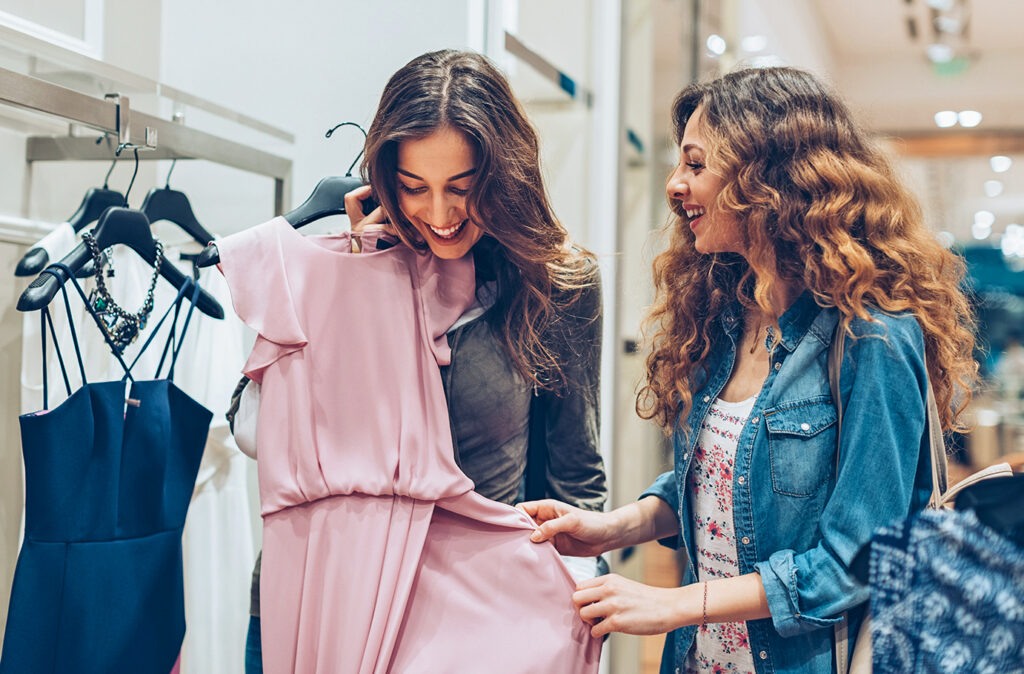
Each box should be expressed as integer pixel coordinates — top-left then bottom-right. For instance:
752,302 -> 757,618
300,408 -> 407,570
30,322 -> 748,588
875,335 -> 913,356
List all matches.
517,499 -> 618,557
344,185 -> 390,233
573,574 -> 693,638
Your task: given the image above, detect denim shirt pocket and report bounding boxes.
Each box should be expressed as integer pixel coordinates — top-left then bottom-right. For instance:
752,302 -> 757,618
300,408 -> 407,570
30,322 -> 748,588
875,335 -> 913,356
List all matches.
763,395 -> 837,497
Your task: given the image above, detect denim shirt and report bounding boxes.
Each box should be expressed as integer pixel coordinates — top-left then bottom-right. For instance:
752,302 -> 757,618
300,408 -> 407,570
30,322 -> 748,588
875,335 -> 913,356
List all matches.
641,292 -> 935,674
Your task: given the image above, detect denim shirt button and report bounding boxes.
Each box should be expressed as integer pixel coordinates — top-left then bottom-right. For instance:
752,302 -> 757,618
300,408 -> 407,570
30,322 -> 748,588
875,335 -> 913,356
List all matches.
683,452 -> 688,460
738,476 -> 745,485
759,650 -> 768,660
703,395 -> 711,403
752,416 -> 759,424
774,362 -> 781,370
800,422 -> 811,431
742,536 -> 751,544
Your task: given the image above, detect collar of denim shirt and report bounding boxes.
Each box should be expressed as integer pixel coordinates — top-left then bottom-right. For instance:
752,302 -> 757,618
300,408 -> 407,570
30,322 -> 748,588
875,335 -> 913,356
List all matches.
718,289 -> 823,353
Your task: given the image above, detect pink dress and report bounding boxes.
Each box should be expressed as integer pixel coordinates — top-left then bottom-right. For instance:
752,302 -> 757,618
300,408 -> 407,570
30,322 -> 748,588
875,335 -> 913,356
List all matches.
218,217 -> 600,674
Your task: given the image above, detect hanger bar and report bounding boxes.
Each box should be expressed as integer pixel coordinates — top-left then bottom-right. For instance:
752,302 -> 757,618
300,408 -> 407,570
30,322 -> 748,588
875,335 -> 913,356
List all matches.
158,84 -> 294,143
1,66 -> 292,181
26,135 -> 289,178
0,25 -> 292,143
503,32 -> 593,107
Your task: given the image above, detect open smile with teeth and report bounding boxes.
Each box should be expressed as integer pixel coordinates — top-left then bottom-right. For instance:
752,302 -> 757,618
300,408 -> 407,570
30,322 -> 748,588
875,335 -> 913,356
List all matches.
685,206 -> 706,219
427,220 -> 468,240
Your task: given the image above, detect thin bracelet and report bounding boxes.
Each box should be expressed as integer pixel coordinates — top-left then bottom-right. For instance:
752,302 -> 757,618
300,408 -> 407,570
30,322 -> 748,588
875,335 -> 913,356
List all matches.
702,581 -> 709,626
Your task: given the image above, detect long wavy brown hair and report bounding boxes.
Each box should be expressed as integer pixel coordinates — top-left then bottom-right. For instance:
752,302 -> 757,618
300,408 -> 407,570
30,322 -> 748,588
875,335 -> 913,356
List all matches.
363,49 -> 595,390
637,67 -> 977,433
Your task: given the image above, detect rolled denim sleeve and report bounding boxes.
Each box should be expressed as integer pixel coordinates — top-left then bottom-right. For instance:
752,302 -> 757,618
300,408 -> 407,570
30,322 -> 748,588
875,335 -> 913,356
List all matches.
640,470 -> 682,549
755,313 -> 928,637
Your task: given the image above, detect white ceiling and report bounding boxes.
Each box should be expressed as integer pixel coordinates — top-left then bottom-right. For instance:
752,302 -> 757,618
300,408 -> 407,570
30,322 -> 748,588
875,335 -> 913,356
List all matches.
815,0 -> 1024,132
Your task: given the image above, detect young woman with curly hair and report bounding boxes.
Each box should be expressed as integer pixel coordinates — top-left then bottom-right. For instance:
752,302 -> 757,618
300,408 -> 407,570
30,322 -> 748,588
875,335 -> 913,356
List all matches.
522,66 -> 977,674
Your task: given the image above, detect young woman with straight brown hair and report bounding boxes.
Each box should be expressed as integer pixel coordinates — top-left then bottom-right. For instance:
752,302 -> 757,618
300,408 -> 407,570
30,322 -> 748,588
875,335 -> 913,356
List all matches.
237,49 -> 607,672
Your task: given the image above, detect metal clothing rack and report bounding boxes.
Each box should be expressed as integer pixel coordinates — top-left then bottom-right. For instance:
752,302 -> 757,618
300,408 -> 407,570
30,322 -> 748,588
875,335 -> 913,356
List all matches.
503,31 -> 593,107
0,65 -> 293,218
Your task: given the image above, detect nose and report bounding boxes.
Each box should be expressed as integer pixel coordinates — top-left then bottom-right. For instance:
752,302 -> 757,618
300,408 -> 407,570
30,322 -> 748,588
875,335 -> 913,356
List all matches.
666,164 -> 688,202
428,192 -> 459,227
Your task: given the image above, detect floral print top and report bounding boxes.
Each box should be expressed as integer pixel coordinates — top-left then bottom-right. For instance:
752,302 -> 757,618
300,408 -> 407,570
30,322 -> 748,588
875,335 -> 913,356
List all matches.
685,396 -> 756,674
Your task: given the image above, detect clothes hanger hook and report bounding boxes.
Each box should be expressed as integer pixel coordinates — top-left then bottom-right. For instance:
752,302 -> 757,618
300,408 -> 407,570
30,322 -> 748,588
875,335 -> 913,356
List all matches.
97,135 -> 118,189
165,159 -> 178,188
325,122 -> 368,177
116,143 -> 141,206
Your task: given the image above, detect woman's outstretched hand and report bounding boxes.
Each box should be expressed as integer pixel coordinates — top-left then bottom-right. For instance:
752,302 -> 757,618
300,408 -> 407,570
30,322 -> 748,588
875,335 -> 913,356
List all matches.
517,499 -> 616,557
573,574 -> 691,638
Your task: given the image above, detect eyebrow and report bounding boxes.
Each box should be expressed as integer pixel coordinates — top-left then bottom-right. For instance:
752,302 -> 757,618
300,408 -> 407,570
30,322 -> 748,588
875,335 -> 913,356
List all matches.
682,144 -> 703,154
397,168 -> 478,182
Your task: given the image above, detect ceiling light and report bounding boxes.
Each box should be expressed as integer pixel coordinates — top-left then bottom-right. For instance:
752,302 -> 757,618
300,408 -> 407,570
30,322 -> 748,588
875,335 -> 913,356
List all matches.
1001,224 -> 1024,258
958,110 -> 982,127
926,44 -> 955,63
990,156 -> 1013,173
934,110 -> 958,127
934,16 -> 962,34
706,34 -> 727,56
975,210 -> 995,226
984,180 -> 1004,197
741,35 -> 767,53
972,221 -> 992,240
926,0 -> 955,10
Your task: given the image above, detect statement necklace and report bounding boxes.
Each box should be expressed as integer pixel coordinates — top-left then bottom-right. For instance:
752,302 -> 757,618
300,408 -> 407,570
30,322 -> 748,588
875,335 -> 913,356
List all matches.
81,230 -> 164,353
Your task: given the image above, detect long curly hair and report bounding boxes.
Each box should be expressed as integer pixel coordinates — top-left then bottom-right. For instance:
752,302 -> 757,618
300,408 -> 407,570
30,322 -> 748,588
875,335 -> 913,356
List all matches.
637,67 -> 977,432
363,49 -> 595,390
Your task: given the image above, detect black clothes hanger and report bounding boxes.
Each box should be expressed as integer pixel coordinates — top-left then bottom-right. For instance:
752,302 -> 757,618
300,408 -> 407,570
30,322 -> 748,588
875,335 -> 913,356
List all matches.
18,147 -> 224,319
140,160 -> 217,247
15,149 -> 125,277
197,123 -> 376,268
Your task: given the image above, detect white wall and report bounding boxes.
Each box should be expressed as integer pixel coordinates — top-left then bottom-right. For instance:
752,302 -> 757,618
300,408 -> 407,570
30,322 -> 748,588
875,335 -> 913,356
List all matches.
157,0 -> 474,238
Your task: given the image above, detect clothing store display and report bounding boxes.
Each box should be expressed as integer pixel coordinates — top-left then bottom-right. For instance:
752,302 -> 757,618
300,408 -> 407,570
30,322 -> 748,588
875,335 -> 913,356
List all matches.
685,396 -> 757,674
218,217 -> 600,673
1,265 -> 209,673
14,232 -> 254,673
868,508 -> 1024,673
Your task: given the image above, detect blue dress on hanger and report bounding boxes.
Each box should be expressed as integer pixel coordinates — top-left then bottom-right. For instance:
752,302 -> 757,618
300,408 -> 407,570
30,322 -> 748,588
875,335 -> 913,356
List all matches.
1,264 -> 211,674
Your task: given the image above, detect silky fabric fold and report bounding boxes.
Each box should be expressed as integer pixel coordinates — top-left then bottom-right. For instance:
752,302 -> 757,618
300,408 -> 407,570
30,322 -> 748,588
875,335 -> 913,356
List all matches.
218,218 -> 601,674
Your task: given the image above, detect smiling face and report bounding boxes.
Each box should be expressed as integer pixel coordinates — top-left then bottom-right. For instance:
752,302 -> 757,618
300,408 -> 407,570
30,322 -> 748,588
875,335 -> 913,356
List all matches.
665,105 -> 744,256
395,125 -> 484,259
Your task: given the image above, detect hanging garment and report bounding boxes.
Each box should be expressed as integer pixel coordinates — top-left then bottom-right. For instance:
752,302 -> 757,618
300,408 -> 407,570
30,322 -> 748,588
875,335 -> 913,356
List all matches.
0,266 -> 210,674
15,234 -> 254,673
868,507 -> 1024,673
218,217 -> 601,674
92,250 -> 255,674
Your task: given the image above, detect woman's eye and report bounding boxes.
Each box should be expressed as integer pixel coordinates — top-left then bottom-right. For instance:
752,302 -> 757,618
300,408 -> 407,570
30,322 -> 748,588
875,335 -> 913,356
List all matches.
398,183 -> 427,195
449,187 -> 469,197
685,161 -> 704,171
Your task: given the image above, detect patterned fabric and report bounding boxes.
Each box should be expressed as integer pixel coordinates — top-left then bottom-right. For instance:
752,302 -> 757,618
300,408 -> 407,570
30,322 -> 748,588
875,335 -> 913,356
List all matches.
870,508 -> 1024,673
685,397 -> 757,674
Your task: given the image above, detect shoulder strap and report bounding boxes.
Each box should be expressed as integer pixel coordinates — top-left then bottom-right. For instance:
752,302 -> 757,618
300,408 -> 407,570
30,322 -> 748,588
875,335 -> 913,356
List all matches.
829,316 -> 948,674
828,319 -> 948,507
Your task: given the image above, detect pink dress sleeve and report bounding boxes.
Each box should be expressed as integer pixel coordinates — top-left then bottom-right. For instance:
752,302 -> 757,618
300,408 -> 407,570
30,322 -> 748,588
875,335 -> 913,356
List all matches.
216,219 -> 308,383
414,252 -> 477,367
